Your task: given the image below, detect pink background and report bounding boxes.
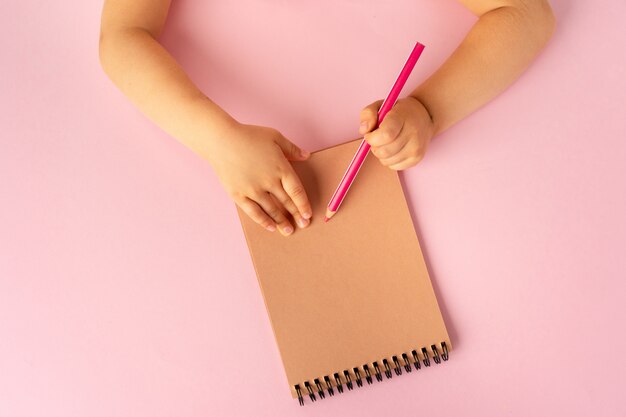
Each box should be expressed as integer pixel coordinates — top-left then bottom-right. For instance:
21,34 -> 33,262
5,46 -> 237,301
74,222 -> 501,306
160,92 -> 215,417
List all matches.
1,0 -> 625,416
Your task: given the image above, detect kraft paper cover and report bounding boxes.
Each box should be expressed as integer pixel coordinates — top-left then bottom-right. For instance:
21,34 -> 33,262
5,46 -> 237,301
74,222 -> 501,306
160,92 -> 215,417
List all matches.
237,139 -> 450,398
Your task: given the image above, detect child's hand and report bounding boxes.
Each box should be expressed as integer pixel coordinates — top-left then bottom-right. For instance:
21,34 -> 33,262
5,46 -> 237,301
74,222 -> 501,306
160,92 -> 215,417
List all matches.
207,122 -> 312,236
359,96 -> 435,170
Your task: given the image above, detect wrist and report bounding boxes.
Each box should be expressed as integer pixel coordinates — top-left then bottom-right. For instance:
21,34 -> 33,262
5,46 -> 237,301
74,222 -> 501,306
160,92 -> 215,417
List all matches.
187,95 -> 241,161
407,94 -> 438,139
195,94 -> 240,133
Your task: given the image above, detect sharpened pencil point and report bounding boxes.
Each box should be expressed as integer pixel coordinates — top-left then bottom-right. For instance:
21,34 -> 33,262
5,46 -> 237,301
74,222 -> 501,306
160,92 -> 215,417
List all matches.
324,216 -> 329,222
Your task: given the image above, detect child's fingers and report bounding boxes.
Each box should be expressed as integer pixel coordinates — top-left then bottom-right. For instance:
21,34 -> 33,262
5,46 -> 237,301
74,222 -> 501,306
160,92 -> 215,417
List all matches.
281,170 -> 312,220
274,134 -> 310,161
271,185 -> 310,229
370,127 -> 410,160
359,100 -> 383,135
255,193 -> 294,236
364,112 -> 404,147
379,140 -> 424,169
378,139 -> 414,166
238,198 -> 277,232
388,158 -> 421,171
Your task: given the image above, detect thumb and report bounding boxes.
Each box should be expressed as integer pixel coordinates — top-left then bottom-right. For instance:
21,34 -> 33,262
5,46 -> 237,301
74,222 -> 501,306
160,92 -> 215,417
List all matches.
275,134 -> 310,161
359,99 -> 383,135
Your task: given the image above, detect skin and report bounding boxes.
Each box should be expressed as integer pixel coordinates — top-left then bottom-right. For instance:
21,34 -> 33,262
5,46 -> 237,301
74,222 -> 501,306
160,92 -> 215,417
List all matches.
99,0 -> 555,235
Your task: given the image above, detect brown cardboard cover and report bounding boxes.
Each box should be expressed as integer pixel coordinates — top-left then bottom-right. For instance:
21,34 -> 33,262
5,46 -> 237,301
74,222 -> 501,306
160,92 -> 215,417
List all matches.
237,139 -> 450,398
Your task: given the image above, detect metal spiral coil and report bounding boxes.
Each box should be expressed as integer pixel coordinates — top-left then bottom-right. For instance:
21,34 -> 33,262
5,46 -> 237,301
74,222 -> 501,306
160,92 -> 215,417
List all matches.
294,341 -> 449,406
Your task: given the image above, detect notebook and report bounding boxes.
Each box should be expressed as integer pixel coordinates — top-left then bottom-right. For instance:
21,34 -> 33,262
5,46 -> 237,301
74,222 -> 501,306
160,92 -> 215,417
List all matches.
237,139 -> 450,405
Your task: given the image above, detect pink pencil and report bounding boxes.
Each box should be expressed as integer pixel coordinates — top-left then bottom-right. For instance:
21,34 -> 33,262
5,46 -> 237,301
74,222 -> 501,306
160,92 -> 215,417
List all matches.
324,42 -> 425,222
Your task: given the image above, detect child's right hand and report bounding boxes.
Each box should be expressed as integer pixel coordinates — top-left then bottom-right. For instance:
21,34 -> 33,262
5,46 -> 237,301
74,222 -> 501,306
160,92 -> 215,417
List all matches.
206,122 -> 313,236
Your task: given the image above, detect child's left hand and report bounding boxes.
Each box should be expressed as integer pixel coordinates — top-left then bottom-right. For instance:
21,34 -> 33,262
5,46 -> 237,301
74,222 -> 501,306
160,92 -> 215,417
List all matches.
359,96 -> 435,170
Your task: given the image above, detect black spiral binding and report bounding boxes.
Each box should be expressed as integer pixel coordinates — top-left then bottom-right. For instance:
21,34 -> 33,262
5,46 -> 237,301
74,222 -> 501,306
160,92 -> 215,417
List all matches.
363,365 -> 373,384
343,370 -> 353,390
294,341 -> 449,406
324,376 -> 334,396
373,362 -> 383,381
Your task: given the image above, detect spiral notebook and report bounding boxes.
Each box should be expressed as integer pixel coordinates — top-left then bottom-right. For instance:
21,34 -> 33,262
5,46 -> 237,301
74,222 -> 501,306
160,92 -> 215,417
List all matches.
237,139 -> 451,405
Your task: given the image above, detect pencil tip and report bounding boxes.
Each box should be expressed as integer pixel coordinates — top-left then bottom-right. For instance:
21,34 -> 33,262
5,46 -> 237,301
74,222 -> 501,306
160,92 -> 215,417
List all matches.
324,216 -> 329,223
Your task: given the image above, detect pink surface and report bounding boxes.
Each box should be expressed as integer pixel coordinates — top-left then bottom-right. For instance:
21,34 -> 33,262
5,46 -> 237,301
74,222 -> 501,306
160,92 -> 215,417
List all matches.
1,1 -> 625,416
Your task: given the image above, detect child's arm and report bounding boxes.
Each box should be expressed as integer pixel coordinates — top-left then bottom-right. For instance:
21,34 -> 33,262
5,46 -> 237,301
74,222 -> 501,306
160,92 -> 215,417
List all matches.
99,0 -> 312,236
361,0 -> 556,170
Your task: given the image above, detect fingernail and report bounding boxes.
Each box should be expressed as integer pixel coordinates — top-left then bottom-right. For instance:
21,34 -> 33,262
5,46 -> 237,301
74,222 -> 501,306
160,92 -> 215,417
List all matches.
266,225 -> 276,232
302,211 -> 312,219
282,226 -> 293,235
297,218 -> 309,228
359,121 -> 368,134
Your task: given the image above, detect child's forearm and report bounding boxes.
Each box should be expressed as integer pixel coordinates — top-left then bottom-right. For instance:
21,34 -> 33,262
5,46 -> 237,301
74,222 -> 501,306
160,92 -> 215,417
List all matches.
99,21 -> 235,162
411,0 -> 555,135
